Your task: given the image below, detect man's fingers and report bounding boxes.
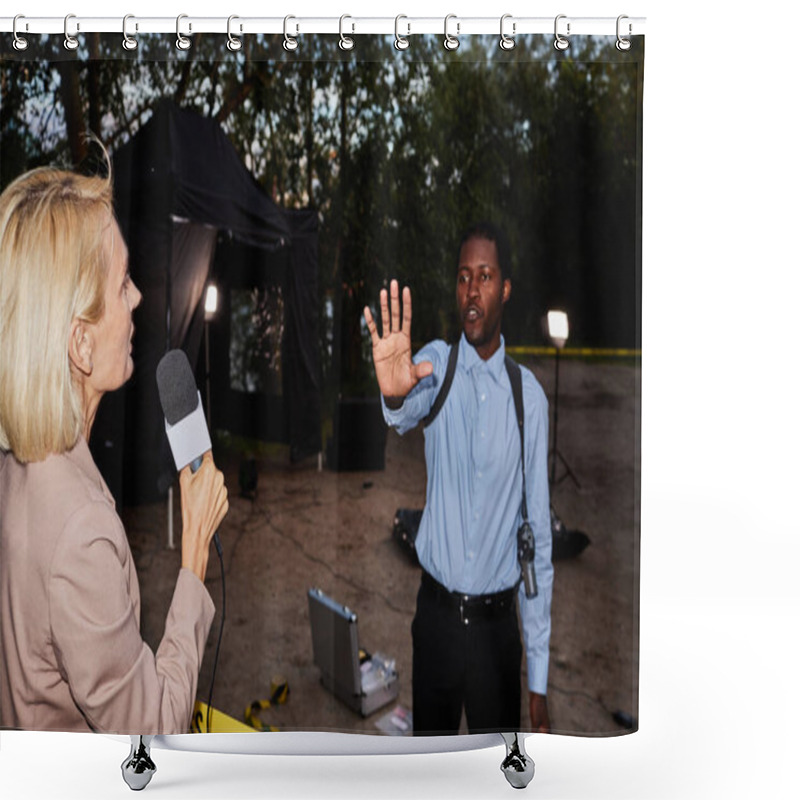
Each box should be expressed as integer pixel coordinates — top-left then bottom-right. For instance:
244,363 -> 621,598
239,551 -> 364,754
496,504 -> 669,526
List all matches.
401,286 -> 413,338
415,360 -> 433,380
379,288 -> 390,338
390,279 -> 401,334
363,306 -> 379,344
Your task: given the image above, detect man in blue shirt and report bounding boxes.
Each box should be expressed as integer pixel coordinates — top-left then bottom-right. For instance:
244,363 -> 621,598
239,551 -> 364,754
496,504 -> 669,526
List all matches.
363,222 -> 553,734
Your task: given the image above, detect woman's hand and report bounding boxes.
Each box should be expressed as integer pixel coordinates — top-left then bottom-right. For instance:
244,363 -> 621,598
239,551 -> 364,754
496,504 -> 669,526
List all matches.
179,451 -> 229,582
363,279 -> 433,406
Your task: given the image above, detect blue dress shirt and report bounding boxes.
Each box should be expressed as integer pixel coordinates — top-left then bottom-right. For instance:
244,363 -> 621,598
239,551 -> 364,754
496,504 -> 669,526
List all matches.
382,333 -> 553,695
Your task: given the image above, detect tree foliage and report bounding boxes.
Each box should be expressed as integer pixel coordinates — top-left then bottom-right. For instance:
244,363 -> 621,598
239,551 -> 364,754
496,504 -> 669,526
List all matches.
1,33 -> 642,395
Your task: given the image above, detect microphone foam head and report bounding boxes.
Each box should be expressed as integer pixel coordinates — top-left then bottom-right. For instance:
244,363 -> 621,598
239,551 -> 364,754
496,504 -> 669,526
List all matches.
156,349 -> 199,425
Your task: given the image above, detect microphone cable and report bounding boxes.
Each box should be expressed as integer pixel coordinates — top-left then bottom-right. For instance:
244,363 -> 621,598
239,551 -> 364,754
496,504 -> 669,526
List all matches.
205,533 -> 225,732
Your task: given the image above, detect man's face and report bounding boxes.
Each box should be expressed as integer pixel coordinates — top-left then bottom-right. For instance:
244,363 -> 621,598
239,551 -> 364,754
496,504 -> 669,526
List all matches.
456,236 -> 510,360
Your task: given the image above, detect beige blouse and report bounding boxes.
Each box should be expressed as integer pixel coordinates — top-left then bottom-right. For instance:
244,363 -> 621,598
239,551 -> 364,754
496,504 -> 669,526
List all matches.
0,437 -> 215,734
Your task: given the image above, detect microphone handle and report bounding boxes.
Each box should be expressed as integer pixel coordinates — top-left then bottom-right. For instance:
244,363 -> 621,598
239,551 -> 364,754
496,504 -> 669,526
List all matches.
189,455 -> 223,556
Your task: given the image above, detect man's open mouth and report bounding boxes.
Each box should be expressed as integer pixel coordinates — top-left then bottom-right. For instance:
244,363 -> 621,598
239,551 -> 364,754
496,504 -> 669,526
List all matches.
465,307 -> 481,321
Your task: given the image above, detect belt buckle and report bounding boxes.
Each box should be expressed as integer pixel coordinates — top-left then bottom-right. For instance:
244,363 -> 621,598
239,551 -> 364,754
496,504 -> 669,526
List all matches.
459,595 -> 470,626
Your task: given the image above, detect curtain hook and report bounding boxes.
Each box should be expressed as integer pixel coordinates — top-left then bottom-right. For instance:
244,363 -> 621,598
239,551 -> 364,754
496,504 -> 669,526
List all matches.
176,14 -> 191,51
122,15 -> 138,51
443,14 -> 459,51
616,15 -> 632,51
12,15 -> 29,51
499,14 -> 516,51
339,15 -> 355,50
64,13 -> 79,51
227,15 -> 242,52
394,14 -> 410,51
554,14 -> 570,51
283,15 -> 299,51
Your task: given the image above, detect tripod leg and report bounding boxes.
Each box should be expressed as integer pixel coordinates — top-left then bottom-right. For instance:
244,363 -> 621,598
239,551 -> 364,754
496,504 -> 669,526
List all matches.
555,450 -> 582,490
500,732 -> 535,789
121,735 -> 156,791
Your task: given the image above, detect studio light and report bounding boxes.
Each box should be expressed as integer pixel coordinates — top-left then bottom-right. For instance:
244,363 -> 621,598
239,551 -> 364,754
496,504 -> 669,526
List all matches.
545,309 -> 580,490
204,283 -> 218,319
546,310 -> 569,349
203,283 -> 218,427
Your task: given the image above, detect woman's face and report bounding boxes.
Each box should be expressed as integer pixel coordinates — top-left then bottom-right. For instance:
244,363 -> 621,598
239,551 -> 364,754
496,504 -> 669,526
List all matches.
88,217 -> 142,392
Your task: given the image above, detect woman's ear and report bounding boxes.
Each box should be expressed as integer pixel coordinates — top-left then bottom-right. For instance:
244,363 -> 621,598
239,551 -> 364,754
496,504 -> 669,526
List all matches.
68,318 -> 93,376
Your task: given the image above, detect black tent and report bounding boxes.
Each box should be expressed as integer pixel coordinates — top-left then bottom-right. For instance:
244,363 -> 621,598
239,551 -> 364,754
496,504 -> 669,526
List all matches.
91,100 -> 321,505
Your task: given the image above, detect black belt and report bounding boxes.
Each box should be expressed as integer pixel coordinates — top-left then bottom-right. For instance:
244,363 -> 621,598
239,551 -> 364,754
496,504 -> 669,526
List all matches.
421,571 -> 517,626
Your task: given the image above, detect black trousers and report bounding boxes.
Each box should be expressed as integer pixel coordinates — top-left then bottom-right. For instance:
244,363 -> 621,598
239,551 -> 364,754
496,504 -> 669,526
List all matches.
411,575 -> 522,735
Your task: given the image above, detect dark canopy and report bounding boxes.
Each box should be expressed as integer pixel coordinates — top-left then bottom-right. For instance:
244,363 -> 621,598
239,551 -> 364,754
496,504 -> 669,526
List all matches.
91,100 -> 321,505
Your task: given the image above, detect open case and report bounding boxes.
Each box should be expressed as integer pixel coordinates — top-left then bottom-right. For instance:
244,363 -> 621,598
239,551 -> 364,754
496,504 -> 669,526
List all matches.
0,14 -> 644,794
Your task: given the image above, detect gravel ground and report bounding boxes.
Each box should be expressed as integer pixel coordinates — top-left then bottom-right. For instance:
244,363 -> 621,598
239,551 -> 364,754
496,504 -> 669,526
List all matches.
124,356 -> 640,738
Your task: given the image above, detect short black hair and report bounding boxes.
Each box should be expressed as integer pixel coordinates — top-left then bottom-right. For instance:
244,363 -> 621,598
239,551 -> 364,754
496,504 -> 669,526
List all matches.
457,221 -> 511,282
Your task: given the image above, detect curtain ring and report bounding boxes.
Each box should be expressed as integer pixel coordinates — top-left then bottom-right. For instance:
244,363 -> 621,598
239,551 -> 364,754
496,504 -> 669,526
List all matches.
64,13 -> 79,51
122,15 -> 138,51
443,14 -> 459,51
616,15 -> 632,51
227,15 -> 242,52
394,15 -> 410,51
499,14 -> 516,51
553,14 -> 570,51
283,16 -> 298,51
339,15 -> 354,50
12,15 -> 29,51
176,14 -> 191,51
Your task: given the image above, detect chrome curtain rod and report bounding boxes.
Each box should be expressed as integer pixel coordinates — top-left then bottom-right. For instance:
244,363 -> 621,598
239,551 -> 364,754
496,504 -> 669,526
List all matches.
1,15 -> 646,37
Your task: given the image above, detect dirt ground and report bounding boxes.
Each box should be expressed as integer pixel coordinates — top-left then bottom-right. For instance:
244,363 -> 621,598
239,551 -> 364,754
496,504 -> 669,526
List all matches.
124,355 -> 640,738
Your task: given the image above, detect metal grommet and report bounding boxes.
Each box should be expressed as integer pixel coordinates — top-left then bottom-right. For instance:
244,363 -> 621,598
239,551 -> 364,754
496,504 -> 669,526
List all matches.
122,14 -> 138,51
12,15 -> 29,51
553,14 -> 570,51
64,13 -> 79,51
176,14 -> 191,51
283,15 -> 298,51
443,14 -> 459,51
499,13 -> 515,51
616,15 -> 632,51
227,15 -> 242,52
339,14 -> 354,50
394,15 -> 410,51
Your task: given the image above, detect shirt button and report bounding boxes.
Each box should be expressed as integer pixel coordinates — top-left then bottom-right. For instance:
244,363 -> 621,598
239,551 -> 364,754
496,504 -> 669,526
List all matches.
480,431 -> 485,439
481,394 -> 486,402
477,471 -> 482,479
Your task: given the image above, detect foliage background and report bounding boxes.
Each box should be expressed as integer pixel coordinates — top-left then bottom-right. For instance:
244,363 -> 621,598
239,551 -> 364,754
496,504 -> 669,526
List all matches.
1,33 -> 642,398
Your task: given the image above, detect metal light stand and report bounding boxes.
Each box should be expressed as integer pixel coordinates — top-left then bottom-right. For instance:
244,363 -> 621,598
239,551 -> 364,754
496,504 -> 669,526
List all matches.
203,283 -> 217,430
204,318 -> 212,429
549,346 -> 581,490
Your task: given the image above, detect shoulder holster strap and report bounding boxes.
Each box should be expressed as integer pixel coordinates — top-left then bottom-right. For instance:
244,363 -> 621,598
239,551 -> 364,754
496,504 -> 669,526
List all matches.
422,339 -> 460,428
504,355 -> 527,521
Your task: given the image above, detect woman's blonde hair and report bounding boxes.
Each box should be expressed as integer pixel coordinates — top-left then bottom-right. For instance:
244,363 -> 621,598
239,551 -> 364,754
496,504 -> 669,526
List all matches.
0,159 -> 114,462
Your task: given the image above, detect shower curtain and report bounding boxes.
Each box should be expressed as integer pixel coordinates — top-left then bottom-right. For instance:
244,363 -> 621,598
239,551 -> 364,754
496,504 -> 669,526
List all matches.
0,18 -> 643,747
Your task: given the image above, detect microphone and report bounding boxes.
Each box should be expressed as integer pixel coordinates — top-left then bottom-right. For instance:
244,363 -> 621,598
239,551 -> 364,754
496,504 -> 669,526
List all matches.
156,349 -> 212,475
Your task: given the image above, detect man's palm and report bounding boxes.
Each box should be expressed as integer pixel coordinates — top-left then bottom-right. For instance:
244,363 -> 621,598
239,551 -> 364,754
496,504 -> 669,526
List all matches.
364,280 -> 432,399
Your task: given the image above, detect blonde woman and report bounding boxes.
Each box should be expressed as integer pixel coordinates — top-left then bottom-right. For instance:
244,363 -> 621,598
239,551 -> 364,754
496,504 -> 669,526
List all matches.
0,159 -> 228,733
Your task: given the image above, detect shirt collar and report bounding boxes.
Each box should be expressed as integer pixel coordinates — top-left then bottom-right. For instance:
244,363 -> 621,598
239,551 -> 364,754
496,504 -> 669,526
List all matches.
459,332 -> 506,382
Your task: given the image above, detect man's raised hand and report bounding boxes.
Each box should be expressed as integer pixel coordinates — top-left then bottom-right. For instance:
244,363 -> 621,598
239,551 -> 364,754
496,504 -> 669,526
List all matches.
363,279 -> 433,404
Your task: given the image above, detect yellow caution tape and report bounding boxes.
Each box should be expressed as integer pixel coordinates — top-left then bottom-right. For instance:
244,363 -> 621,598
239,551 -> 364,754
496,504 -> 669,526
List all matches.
191,701 -> 258,733
506,346 -> 642,358
244,677 -> 290,732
